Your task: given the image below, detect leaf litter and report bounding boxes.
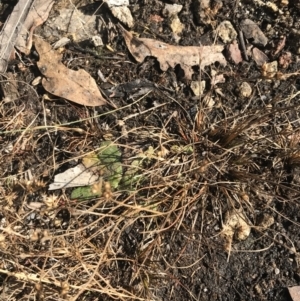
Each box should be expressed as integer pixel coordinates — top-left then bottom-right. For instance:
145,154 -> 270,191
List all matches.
49,141 -> 124,201
1,1 -> 299,300
43,7 -> 98,43
34,37 -> 106,106
15,0 -> 54,54
119,24 -> 227,79
0,0 -> 53,72
104,0 -> 134,28
49,139 -> 161,200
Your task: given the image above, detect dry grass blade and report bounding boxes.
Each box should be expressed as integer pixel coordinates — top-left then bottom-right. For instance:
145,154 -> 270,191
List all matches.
1,1 -> 300,300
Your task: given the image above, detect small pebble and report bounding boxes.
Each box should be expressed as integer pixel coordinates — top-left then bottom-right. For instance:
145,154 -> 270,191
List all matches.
163,3 -> 183,16
227,40 -> 243,64
190,80 -> 206,96
217,20 -> 237,43
240,19 -> 268,47
238,82 -> 252,97
262,61 -> 278,78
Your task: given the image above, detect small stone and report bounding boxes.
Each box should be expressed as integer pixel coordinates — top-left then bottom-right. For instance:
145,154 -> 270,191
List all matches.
211,74 -> 225,86
252,47 -> 269,66
240,19 -> 268,47
217,21 -> 237,43
190,80 -> 206,96
262,61 -> 278,78
163,3 -> 183,16
92,35 -> 103,47
163,4 -> 183,42
170,15 -> 184,42
227,40 -> 243,64
239,82 -> 252,97
279,51 -> 292,69
104,0 -> 129,5
266,1 -> 279,12
32,76 -> 42,86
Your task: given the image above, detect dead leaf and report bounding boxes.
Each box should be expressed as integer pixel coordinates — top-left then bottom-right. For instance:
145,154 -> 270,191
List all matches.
0,0 -> 34,72
48,163 -> 100,190
162,4 -> 183,42
119,25 -> 226,80
105,0 -> 134,28
15,0 -> 54,54
104,0 -> 129,6
34,37 -> 106,106
288,286 -> 300,301
271,36 -> 286,56
110,6 -> 134,28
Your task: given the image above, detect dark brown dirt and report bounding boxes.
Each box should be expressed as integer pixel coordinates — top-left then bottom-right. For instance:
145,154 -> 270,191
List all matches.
1,0 -> 300,300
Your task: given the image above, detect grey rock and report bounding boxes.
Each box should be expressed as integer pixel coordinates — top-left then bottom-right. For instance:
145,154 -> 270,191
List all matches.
240,19 -> 268,47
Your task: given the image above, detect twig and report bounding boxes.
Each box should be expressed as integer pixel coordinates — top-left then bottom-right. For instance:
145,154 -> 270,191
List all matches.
238,29 -> 248,61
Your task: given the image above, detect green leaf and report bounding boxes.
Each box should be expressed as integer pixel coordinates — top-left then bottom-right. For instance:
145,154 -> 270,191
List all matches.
121,159 -> 143,189
71,185 -> 101,200
71,141 -> 122,200
97,141 -> 122,164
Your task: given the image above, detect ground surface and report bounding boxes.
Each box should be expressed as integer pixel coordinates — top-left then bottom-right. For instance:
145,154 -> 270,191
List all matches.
0,0 -> 300,300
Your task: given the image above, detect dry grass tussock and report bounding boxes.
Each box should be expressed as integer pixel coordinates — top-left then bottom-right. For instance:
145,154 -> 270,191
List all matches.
0,80 -> 300,301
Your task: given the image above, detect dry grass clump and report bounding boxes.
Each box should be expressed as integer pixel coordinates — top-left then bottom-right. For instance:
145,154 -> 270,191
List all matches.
1,75 -> 300,301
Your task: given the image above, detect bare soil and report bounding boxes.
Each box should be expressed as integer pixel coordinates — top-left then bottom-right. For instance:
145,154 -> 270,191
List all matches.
1,0 -> 300,301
